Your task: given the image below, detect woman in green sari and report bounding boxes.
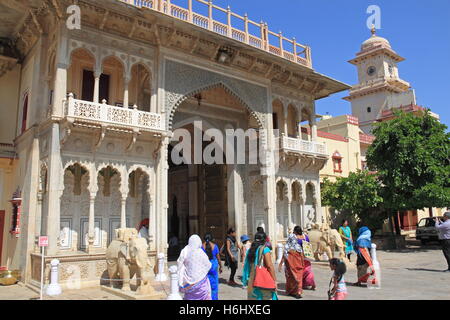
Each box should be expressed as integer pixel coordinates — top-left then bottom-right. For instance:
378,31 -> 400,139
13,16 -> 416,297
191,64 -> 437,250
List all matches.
339,219 -> 354,261
242,232 -> 278,300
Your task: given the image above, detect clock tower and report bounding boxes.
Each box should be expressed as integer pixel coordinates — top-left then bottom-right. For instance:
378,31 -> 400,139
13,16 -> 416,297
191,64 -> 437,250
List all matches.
344,27 -> 415,133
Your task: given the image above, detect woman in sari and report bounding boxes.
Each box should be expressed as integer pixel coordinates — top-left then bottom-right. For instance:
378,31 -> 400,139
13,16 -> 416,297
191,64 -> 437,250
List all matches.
353,226 -> 375,286
339,219 -> 354,261
177,234 -> 212,300
278,226 -> 305,299
202,233 -> 222,300
242,232 -> 278,300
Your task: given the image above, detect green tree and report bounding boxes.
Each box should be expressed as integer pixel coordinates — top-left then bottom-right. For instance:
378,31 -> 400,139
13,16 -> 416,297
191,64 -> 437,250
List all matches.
366,110 -> 450,234
321,170 -> 386,232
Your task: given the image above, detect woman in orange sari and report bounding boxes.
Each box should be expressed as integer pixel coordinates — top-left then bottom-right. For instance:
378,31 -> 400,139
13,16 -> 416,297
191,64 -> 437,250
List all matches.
278,226 -> 305,299
354,226 -> 375,286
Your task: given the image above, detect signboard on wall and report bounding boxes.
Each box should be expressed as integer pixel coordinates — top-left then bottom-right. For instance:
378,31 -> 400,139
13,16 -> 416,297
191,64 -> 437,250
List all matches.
38,236 -> 48,247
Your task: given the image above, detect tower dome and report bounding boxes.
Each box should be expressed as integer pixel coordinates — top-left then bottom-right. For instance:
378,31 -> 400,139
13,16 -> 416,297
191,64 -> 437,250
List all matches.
361,26 -> 391,50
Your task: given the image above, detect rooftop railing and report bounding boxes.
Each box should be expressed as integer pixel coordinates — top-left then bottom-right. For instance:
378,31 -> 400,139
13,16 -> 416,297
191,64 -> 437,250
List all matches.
122,0 -> 312,68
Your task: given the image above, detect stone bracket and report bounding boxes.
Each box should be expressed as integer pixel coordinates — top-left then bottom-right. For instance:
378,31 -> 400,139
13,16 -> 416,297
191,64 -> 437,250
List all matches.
60,122 -> 73,147
93,126 -> 107,152
126,130 -> 140,152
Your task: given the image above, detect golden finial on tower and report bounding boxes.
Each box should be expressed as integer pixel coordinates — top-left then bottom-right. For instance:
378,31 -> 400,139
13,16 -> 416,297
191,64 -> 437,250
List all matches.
371,24 -> 376,36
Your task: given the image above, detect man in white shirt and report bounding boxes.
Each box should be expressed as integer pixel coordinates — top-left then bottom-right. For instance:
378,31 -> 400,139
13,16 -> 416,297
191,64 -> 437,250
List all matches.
138,218 -> 149,244
435,212 -> 450,272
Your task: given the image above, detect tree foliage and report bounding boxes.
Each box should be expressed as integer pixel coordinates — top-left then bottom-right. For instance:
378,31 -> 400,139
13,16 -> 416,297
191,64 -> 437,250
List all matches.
321,170 -> 387,231
366,110 -> 450,211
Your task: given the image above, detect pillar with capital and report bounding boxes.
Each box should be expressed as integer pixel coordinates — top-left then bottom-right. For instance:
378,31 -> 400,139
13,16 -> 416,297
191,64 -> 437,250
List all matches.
155,137 -> 169,255
123,76 -> 131,108
93,69 -> 102,103
260,118 -> 278,249
119,167 -> 129,229
310,102 -> 318,142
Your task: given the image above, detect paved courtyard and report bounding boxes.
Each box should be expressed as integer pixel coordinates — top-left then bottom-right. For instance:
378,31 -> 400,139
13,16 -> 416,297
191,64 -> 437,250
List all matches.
0,240 -> 449,300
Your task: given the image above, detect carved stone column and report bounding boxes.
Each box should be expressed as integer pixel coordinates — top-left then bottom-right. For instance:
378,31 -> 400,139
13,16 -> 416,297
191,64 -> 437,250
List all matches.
310,103 -> 317,142
93,70 -> 101,103
87,193 -> 96,253
155,137 -> 169,254
46,124 -> 63,255
120,195 -> 127,229
148,195 -> 156,251
123,76 -> 130,108
283,105 -> 289,137
35,191 -> 43,253
314,182 -> 323,225
119,167 -> 129,229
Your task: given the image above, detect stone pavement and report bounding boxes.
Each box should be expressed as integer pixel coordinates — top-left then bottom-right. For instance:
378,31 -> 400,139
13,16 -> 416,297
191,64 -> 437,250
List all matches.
0,241 -> 449,300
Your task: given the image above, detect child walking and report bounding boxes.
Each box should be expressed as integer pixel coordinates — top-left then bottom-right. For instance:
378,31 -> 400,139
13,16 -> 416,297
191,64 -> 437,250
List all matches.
328,258 -> 348,300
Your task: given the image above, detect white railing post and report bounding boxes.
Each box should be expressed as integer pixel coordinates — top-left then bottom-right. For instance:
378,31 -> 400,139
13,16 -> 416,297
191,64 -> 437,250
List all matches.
155,252 -> 168,281
368,243 -> 381,289
276,243 -> 284,265
260,21 -> 265,50
188,0 -> 193,22
46,259 -> 62,296
167,0 -> 171,15
227,6 -> 232,37
132,104 -> 138,127
167,265 -> 182,300
66,93 -> 74,116
279,31 -> 283,56
293,37 -> 297,57
244,14 -> 249,44
208,0 -> 213,31
101,99 -> 108,123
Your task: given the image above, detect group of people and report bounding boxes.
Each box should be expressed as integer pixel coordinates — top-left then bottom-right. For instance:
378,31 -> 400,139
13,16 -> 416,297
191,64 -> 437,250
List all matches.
176,221 -> 378,301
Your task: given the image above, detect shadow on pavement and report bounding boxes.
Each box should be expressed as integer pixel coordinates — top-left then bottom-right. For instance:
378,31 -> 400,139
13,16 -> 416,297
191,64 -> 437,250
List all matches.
406,268 -> 447,273
384,245 -> 441,253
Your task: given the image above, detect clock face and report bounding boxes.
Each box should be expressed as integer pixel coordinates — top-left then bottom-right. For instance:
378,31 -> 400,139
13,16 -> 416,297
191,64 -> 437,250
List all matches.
367,66 -> 376,76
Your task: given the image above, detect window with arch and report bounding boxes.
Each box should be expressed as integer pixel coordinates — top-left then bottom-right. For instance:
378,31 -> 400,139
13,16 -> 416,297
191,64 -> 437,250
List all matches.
367,107 -> 372,113
332,151 -> 343,173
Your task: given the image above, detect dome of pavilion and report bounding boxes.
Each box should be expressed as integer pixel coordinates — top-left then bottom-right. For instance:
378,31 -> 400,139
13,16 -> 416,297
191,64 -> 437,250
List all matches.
361,26 -> 391,50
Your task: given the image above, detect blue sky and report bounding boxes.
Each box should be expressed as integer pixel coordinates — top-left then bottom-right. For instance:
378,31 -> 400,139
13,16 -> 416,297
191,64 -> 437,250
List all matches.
180,0 -> 450,128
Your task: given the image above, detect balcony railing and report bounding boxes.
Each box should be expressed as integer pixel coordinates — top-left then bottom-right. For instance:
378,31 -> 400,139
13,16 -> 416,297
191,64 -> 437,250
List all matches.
121,0 -> 312,68
64,94 -> 165,133
278,135 -> 327,157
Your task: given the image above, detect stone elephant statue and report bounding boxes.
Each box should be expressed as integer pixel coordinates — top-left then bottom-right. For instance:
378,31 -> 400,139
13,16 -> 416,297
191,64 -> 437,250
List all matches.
106,228 -> 156,295
307,224 -> 346,262
328,229 -> 347,261
307,224 -> 332,261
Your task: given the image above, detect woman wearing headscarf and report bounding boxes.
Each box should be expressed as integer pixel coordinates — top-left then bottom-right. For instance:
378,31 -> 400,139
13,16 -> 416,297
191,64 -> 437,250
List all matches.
278,226 -> 306,299
353,226 -> 375,286
177,234 -> 212,300
202,233 -> 222,300
339,219 -> 354,261
242,231 -> 278,300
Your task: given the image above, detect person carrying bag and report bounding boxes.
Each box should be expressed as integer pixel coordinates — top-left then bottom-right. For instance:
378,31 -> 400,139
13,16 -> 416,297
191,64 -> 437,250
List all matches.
242,232 -> 278,300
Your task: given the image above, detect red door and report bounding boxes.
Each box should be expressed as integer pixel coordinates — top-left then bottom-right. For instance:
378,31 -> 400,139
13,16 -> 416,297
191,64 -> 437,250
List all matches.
0,211 -> 5,267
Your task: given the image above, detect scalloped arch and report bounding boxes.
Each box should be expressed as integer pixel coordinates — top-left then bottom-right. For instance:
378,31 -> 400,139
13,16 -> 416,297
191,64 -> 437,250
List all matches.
168,82 -> 264,131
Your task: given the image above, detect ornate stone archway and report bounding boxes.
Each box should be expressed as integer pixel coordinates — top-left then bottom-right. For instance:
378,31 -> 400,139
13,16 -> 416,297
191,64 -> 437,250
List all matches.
164,60 -> 268,130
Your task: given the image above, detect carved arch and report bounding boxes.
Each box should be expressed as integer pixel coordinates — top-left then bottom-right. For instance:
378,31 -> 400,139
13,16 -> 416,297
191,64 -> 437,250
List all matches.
168,82 -> 264,130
